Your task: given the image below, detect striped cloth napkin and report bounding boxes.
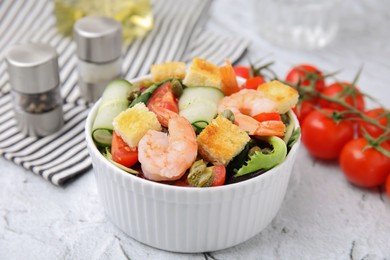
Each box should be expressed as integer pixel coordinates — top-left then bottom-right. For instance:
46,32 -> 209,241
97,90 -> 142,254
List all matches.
0,0 -> 249,185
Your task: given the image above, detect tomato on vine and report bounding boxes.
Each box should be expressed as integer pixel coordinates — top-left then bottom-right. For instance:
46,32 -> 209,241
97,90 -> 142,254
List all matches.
319,81 -> 365,113
233,66 -> 250,79
340,138 -> 390,188
302,109 -> 355,159
234,61 -> 276,90
241,76 -> 266,90
285,64 -> 326,92
357,108 -> 390,139
292,100 -> 316,124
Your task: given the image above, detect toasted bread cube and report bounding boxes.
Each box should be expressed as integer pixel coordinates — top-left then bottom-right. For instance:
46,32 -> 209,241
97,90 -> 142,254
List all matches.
257,80 -> 299,114
151,61 -> 186,82
197,115 -> 250,166
183,57 -> 222,88
113,103 -> 161,147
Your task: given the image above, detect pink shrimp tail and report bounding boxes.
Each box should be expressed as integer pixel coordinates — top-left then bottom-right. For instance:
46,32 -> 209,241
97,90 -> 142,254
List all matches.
234,113 -> 285,137
148,105 -> 179,127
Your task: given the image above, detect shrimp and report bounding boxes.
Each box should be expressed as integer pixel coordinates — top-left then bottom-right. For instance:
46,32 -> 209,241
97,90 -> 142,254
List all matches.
148,104 -> 179,127
218,89 -> 277,116
220,59 -> 240,96
138,115 -> 198,181
234,113 -> 286,136
218,89 -> 286,136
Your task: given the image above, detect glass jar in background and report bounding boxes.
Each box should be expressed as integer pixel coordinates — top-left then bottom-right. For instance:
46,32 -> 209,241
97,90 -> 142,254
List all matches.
54,0 -> 153,44
255,0 -> 340,50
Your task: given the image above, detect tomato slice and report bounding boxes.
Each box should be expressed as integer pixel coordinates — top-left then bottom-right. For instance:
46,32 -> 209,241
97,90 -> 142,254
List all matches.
111,131 -> 138,168
253,112 -> 281,122
241,76 -> 266,90
147,81 -> 179,113
173,172 -> 191,187
210,165 -> 226,186
233,65 -> 250,79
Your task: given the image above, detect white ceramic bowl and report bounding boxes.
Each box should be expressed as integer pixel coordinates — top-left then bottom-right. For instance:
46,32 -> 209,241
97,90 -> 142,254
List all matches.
85,76 -> 301,253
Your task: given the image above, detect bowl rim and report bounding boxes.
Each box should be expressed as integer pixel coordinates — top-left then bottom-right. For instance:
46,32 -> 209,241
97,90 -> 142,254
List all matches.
85,75 -> 301,194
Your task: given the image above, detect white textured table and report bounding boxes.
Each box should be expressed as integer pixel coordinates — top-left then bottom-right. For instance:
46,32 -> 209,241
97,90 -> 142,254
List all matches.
1,0 -> 390,259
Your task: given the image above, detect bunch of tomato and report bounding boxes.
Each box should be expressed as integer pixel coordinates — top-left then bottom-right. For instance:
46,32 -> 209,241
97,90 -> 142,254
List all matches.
233,63 -> 390,198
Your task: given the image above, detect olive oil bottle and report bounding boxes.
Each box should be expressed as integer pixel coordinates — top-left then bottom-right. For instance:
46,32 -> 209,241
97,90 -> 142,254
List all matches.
54,0 -> 153,44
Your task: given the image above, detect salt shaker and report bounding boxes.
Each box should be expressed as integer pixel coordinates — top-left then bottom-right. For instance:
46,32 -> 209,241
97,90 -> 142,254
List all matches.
74,16 -> 123,102
6,43 -> 64,137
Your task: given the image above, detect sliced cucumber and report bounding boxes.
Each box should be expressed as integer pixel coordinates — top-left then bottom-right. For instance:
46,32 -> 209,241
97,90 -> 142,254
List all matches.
179,86 -> 224,110
92,80 -> 134,146
179,100 -> 218,127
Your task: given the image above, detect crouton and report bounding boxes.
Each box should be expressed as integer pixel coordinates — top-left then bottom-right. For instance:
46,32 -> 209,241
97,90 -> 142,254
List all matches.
257,80 -> 299,114
197,115 -> 250,166
151,61 -> 186,82
183,58 -> 222,88
113,103 -> 161,147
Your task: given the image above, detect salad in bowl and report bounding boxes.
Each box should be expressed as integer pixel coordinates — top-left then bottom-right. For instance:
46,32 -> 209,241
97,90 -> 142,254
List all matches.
91,57 -> 300,187
85,57 -> 301,252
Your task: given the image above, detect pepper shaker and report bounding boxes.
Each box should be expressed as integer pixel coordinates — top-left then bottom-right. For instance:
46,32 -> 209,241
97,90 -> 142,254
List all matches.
74,16 -> 123,103
6,43 -> 64,137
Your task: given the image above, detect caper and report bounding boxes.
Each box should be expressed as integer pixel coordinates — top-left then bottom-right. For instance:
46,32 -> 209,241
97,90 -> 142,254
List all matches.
261,147 -> 273,155
127,90 -> 139,102
187,160 -> 214,187
170,79 -> 183,97
221,109 -> 235,123
248,146 -> 261,156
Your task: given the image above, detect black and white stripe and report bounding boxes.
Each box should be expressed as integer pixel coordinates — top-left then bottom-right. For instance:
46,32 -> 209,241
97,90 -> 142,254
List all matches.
0,0 -> 249,185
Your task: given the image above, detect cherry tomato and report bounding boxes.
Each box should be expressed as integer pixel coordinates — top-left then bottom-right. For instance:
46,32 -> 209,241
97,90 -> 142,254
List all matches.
386,174 -> 390,198
210,165 -> 226,186
111,131 -> 138,168
241,76 -> 266,90
319,82 -> 365,113
292,100 -> 316,124
357,108 -> 389,139
340,138 -> 390,188
233,65 -> 250,79
302,109 -> 354,159
253,112 -> 281,122
285,64 -> 326,92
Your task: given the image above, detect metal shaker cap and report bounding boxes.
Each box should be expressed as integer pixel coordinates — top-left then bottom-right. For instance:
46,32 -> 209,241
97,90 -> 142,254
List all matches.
74,16 -> 122,63
6,43 -> 60,94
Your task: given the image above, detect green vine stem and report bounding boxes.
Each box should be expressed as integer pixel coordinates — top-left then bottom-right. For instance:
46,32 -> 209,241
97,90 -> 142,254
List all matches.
299,84 -> 390,157
299,87 -> 389,133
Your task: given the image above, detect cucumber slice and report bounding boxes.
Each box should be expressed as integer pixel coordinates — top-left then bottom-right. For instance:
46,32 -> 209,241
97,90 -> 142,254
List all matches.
179,100 -> 218,127
92,80 -> 134,146
179,86 -> 224,110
